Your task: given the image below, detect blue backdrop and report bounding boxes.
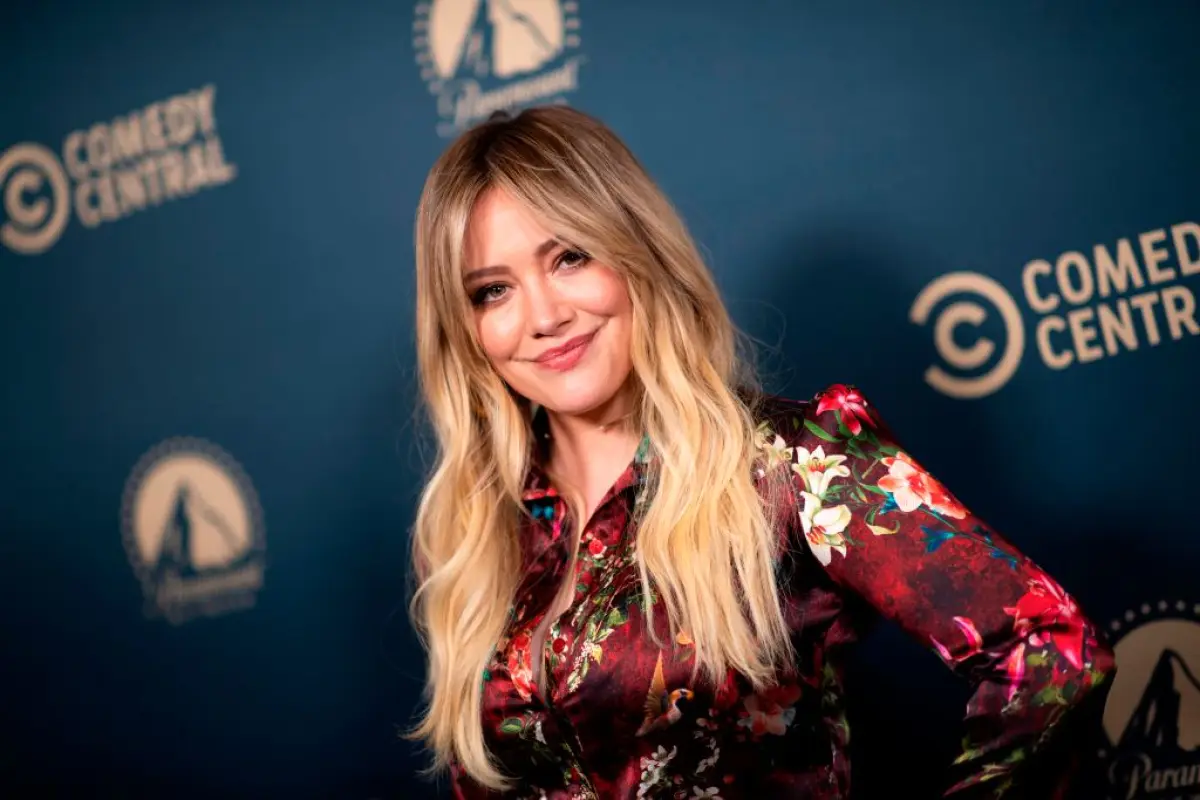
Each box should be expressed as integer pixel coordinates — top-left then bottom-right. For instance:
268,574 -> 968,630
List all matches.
2,2 -> 1198,798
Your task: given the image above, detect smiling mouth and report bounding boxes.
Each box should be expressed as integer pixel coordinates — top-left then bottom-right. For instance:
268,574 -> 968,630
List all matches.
532,331 -> 597,370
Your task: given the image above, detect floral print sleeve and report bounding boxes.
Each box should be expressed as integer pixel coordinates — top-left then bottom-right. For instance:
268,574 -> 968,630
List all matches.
778,384 -> 1116,797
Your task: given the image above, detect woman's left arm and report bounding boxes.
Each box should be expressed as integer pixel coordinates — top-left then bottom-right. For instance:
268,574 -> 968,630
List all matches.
774,385 -> 1117,797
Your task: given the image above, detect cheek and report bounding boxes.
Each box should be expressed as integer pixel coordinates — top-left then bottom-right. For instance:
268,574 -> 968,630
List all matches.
475,307 -> 524,364
577,267 -> 633,318
585,272 -> 633,367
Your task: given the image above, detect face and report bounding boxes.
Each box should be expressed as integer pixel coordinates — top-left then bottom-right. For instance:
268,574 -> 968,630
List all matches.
462,187 -> 634,421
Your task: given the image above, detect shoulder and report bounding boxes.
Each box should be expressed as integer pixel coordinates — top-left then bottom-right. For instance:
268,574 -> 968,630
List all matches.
744,384 -> 899,524
749,383 -> 890,453
749,384 -> 927,566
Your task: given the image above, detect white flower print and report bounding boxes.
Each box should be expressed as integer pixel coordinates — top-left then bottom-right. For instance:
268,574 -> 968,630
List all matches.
792,445 -> 850,498
638,746 -> 677,798
696,740 -> 720,773
754,426 -> 795,468
799,491 -> 850,566
692,788 -> 722,798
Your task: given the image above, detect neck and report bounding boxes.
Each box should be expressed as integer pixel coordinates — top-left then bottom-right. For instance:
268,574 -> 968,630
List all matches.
542,385 -> 640,499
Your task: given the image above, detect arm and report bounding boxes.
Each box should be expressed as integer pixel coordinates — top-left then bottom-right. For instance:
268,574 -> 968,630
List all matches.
775,384 -> 1116,797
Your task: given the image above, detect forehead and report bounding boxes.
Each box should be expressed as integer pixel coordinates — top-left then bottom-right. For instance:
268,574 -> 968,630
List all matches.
463,188 -> 556,270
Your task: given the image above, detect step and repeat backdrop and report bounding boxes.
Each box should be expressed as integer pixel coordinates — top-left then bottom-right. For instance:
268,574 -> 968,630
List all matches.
2,1 -> 1197,798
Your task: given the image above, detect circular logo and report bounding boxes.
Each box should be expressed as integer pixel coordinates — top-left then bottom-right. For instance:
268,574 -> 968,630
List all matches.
121,437 -> 265,624
413,0 -> 583,135
1099,600 -> 1200,800
0,142 -> 71,255
909,271 -> 1026,400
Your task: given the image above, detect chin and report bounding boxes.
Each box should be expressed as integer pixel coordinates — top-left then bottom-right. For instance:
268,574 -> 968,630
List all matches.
534,389 -> 616,418
521,371 -> 630,419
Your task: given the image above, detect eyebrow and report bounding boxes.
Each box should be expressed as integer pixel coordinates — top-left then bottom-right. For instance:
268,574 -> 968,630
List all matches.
463,238 -> 562,285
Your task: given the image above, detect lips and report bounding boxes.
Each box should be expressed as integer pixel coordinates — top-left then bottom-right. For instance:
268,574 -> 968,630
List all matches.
533,331 -> 596,369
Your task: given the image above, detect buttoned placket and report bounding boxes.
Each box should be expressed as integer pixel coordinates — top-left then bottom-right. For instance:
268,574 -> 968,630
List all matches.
513,424 -> 652,711
518,473 -> 644,700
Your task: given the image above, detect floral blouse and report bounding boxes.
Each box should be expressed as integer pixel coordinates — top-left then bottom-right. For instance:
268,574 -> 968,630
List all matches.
449,384 -> 1116,799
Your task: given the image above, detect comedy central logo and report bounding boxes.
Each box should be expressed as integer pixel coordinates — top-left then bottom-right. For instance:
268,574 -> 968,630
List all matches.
911,221 -> 1200,399
0,84 -> 236,256
121,437 -> 265,624
1099,600 -> 1200,800
413,0 -> 583,137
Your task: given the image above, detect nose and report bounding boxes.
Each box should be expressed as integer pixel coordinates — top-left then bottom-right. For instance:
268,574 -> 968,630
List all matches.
526,276 -> 574,337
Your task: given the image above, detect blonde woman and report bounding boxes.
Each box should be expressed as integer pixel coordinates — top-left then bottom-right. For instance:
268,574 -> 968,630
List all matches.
407,106 -> 1115,798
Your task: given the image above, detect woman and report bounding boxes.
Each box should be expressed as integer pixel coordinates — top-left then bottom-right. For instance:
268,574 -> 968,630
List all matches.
407,105 -> 1115,798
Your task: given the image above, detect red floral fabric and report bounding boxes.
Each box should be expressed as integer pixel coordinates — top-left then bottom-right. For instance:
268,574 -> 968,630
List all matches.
449,385 -> 1115,798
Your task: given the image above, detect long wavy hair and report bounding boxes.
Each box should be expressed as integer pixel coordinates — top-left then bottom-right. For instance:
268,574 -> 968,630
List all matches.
408,105 -> 793,790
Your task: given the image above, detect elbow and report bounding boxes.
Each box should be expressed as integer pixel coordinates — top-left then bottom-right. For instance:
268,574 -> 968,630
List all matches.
1007,579 -> 1117,706
1080,628 -> 1117,697
1048,622 -> 1117,709
1008,612 -> 1117,711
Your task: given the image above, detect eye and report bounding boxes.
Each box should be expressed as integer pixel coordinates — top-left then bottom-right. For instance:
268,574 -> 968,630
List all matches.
556,249 -> 592,270
470,283 -> 508,306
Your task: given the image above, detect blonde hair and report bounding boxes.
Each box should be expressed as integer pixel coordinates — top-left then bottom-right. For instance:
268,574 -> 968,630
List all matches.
408,105 -> 792,790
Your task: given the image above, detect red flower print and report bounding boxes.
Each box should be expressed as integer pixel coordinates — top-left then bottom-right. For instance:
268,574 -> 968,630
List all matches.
506,649 -> 536,701
521,485 -> 560,502
588,538 -> 606,557
930,615 -> 984,666
1000,643 -> 1027,703
1004,574 -> 1086,671
815,384 -> 875,435
738,684 -> 801,736
877,451 -> 968,519
503,626 -> 538,701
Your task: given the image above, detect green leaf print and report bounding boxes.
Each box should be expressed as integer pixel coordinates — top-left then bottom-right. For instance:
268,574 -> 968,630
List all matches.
860,430 -> 897,456
1025,651 -> 1051,667
1034,686 -> 1067,706
849,463 -> 875,487
845,438 -> 866,459
499,717 -> 524,736
1089,665 -> 1115,687
953,744 -> 985,765
803,419 -> 840,443
823,483 -> 850,501
860,481 -> 889,497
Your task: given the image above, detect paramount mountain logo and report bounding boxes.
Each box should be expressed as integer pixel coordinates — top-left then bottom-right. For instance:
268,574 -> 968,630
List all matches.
1100,600 -> 1200,799
413,0 -> 584,136
121,437 -> 266,624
